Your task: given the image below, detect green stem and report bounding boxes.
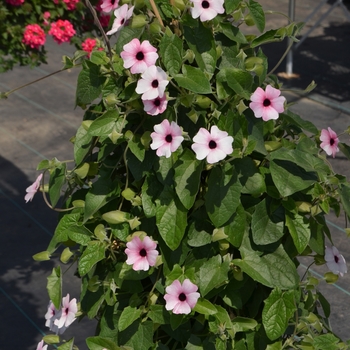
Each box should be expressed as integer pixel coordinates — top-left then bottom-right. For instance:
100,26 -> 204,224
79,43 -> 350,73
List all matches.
268,39 -> 294,76
2,67 -> 70,98
149,0 -> 164,28
84,0 -> 113,59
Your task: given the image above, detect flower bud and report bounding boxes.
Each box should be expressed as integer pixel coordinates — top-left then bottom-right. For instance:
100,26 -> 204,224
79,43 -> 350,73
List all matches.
32,251 -> 51,261
102,210 -> 128,224
130,14 -> 148,28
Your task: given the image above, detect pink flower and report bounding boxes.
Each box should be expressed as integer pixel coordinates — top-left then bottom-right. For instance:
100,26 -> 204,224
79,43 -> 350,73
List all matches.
249,85 -> 286,121
136,65 -> 169,100
125,236 -> 159,271
320,127 -> 339,158
190,0 -> 225,21
99,13 -> 111,28
121,38 -> 158,74
100,0 -> 119,13
49,20 -> 76,44
82,38 -> 102,57
143,95 -> 168,116
106,4 -> 134,35
150,119 -> 184,158
22,24 -> 46,50
63,0 -> 79,10
164,279 -> 200,314
43,11 -> 51,26
191,126 -> 233,164
325,246 -> 347,277
45,301 -> 60,334
36,340 -> 48,350
5,0 -> 25,5
54,294 -> 78,329
24,173 -> 43,203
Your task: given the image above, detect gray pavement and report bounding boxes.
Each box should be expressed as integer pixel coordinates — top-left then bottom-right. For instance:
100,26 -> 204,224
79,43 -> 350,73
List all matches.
1,1 -> 350,348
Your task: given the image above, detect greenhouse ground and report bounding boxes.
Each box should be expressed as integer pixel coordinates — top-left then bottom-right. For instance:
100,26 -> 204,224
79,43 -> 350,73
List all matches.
1,0 -> 350,348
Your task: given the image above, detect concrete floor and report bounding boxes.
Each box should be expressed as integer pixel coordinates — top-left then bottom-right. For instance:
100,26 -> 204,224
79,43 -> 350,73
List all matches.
1,0 -> 350,348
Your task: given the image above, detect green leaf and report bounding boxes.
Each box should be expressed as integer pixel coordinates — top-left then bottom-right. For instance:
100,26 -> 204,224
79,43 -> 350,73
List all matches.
285,212 -> 310,253
88,110 -> 119,136
193,298 -> 218,316
270,149 -> 319,197
74,125 -> 94,165
174,149 -> 203,210
159,33 -> 183,76
76,60 -> 106,106
118,320 -> 154,350
184,22 -> 217,75
224,205 -> 246,248
219,22 -> 248,44
174,65 -> 212,94
156,188 -> 187,250
232,316 -> 258,332
262,288 -> 296,341
57,338 -> 74,350
313,334 -> 340,350
340,184 -> 350,220
128,134 -> 145,162
235,240 -> 299,289
205,164 -> 242,227
86,336 -> 122,350
217,68 -> 252,100
49,163 -> 66,208
247,0 -> 265,32
84,177 -> 120,223
251,199 -> 284,245
148,305 -> 170,325
197,255 -> 230,297
281,110 -> 318,134
47,213 -> 81,253
225,0 -> 241,13
78,241 -> 105,276
89,51 -> 109,65
118,306 -> 142,331
68,225 -> 93,246
47,266 -> 62,309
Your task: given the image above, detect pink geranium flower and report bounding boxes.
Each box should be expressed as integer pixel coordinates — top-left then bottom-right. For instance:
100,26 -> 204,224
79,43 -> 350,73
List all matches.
22,24 -> 46,50
150,119 -> 184,158
320,127 -> 339,158
100,0 -> 119,13
143,95 -> 168,116
191,126 -> 233,164
54,294 -> 78,329
24,173 -> 43,203
136,65 -> 169,100
164,279 -> 200,314
36,340 -> 48,350
125,236 -> 159,271
249,85 -> 286,121
325,246 -> 347,277
5,0 -> 25,5
121,39 -> 158,74
190,0 -> 225,22
49,20 -> 76,44
106,4 -> 134,35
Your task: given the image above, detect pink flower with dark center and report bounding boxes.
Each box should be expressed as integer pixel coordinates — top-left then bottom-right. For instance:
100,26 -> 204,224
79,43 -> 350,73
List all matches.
5,0 -> 25,5
54,294 -> 77,329
143,95 -> 168,116
136,65 -> 169,100
191,126 -> 233,164
150,119 -> 184,158
106,4 -> 134,35
249,85 -> 286,121
325,246 -> 347,277
320,127 -> 339,158
22,24 -> 46,50
164,279 -> 200,314
36,340 -> 48,350
190,0 -> 225,21
125,236 -> 159,271
100,0 -> 119,13
45,301 -> 61,334
121,38 -> 158,74
25,173 -> 43,203
49,20 -> 76,44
